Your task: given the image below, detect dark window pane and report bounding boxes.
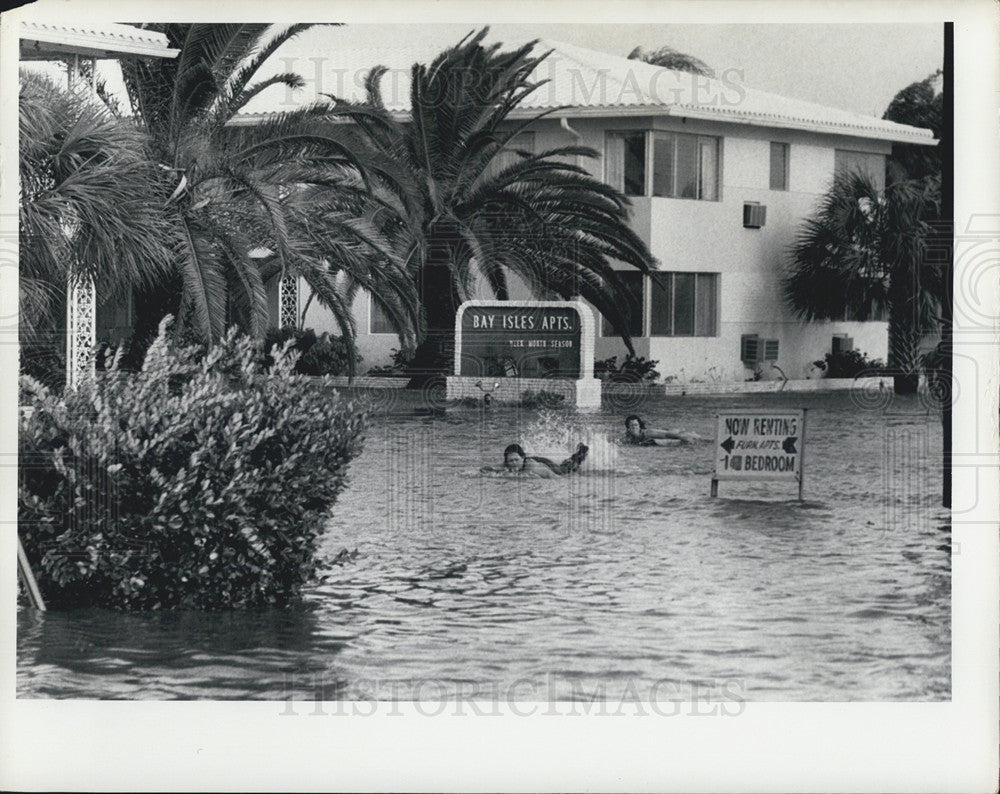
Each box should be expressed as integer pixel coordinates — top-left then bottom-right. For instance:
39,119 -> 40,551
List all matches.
834,149 -> 885,191
673,273 -> 695,335
675,135 -> 699,199
601,270 -> 644,337
371,299 -> 394,333
623,133 -> 646,196
652,133 -> 675,197
649,273 -> 673,335
695,273 -> 718,336
769,142 -> 788,190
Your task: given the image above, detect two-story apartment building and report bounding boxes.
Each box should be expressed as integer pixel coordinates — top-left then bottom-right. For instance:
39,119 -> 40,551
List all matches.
245,36 -> 935,383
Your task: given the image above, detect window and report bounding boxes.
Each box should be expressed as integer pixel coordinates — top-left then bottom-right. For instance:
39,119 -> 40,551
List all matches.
606,132 -> 646,196
834,149 -> 886,191
607,131 -> 720,200
600,270 -> 644,337
769,142 -> 789,190
649,272 -> 719,336
652,133 -> 719,200
370,295 -> 394,334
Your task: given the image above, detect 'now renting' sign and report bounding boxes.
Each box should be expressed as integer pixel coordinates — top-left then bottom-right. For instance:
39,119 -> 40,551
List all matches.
714,409 -> 806,483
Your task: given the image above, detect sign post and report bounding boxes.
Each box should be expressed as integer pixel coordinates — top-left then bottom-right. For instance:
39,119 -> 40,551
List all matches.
711,408 -> 807,499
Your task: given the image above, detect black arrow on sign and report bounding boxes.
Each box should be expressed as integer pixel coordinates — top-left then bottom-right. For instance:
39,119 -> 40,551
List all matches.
782,436 -> 798,454
721,436 -> 735,454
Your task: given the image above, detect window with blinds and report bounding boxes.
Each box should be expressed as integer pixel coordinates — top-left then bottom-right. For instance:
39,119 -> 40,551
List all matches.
605,132 -> 646,196
649,272 -> 719,337
834,149 -> 886,191
606,131 -> 720,200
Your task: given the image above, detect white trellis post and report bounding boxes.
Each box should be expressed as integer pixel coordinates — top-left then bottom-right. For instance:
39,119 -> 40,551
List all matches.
66,274 -> 96,387
278,273 -> 300,329
64,54 -> 98,388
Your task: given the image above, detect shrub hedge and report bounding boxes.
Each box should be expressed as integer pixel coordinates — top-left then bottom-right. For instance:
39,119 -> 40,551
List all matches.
594,354 -> 661,383
263,327 -> 360,376
822,349 -> 886,379
18,319 -> 368,610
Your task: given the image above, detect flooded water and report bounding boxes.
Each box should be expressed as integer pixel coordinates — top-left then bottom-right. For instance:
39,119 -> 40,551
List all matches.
17,390 -> 950,701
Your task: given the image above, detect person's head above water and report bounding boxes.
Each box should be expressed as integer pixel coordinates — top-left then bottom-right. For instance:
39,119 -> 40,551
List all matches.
625,415 -> 646,437
503,443 -> 527,471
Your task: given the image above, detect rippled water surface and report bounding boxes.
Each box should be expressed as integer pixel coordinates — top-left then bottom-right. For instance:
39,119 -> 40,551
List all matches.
17,391 -> 950,700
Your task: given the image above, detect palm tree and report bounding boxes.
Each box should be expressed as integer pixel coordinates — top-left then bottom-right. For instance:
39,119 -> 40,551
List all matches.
783,171 -> 943,394
627,45 -> 713,77
119,24 -> 421,368
331,28 -> 658,375
19,70 -> 176,385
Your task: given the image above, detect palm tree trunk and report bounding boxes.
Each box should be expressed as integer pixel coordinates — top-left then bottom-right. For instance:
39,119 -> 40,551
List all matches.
888,269 -> 921,395
406,242 -> 461,386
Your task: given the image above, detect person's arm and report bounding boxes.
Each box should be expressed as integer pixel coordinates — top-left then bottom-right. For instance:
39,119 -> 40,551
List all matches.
645,428 -> 698,444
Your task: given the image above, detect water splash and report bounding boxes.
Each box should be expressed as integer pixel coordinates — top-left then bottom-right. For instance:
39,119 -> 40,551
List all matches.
521,410 -> 618,471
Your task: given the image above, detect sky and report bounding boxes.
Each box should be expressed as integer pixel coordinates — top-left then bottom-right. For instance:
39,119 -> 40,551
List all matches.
300,23 -> 944,118
39,22 -> 943,122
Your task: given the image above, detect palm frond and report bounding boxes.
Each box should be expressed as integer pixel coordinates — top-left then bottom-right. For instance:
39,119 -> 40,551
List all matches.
176,216 -> 228,341
784,169 -> 942,367
221,23 -> 318,114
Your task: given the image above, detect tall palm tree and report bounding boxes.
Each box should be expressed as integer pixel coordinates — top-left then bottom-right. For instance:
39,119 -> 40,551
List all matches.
331,28 -> 658,373
19,70 -> 176,384
784,171 -> 943,394
119,24 -> 421,367
627,45 -> 713,77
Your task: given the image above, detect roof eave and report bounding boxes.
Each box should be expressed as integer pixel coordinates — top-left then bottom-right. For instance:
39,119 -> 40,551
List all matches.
503,104 -> 937,145
18,23 -> 179,60
232,104 -> 936,146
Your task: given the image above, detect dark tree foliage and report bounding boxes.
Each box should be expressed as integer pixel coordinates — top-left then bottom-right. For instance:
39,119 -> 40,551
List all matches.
784,171 -> 942,394
883,69 -> 943,184
627,45 -> 714,77
332,28 -> 658,370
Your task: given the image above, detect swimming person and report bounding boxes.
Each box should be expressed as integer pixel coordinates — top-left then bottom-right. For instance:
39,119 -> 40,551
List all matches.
624,414 -> 702,445
481,443 -> 589,478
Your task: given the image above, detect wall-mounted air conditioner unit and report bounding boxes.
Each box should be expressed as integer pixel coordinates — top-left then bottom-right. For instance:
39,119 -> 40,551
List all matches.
743,202 -> 767,228
741,334 -> 779,365
741,334 -> 761,364
832,334 -> 854,355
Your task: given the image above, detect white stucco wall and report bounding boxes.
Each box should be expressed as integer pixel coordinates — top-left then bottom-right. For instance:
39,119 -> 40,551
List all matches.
296,115 -> 894,380
554,117 -> 893,382
292,286 -> 401,371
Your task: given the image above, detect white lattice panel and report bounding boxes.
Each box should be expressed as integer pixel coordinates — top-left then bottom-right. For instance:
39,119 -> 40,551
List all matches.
66,274 -> 96,387
278,273 -> 299,329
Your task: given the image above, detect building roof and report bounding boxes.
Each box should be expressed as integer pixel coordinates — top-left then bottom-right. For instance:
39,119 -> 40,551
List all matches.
19,21 -> 179,60
237,34 -> 935,145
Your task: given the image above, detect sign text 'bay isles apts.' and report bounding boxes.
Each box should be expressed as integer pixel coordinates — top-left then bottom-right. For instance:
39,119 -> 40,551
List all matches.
459,305 -> 581,378
713,409 -> 806,497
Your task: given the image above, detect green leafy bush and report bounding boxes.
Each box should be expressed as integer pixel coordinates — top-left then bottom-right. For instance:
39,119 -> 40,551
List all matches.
18,318 -> 368,610
823,349 -> 886,378
594,354 -> 660,383
366,347 -> 413,376
263,327 -> 360,376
